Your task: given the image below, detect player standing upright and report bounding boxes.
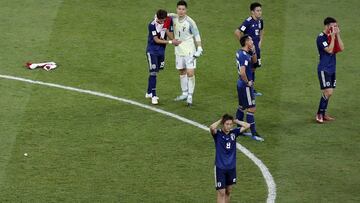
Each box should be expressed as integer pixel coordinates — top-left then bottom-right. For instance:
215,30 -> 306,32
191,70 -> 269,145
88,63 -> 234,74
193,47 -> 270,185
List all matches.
315,17 -> 344,123
171,0 -> 203,106
235,35 -> 264,141
235,2 -> 264,96
210,114 -> 250,203
146,9 -> 181,105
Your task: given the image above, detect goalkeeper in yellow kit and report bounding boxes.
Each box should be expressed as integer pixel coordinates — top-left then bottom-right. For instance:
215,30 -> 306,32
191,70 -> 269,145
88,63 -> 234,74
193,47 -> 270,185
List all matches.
170,0 -> 203,106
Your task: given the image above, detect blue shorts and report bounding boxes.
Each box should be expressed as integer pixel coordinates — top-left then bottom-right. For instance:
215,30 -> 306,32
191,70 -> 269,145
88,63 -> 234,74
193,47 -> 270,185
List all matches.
318,71 -> 336,90
146,52 -> 165,73
214,166 -> 237,190
237,81 -> 256,109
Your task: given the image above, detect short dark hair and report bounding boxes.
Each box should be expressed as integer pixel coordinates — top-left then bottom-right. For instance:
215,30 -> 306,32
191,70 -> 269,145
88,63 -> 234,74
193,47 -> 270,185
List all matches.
177,0 -> 188,8
221,114 -> 234,125
250,2 -> 262,11
324,17 -> 337,25
156,9 -> 167,20
240,34 -> 251,47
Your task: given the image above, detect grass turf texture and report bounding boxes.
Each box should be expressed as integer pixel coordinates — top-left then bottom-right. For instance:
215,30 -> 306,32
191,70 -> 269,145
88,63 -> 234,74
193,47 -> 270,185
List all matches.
0,0 -> 359,202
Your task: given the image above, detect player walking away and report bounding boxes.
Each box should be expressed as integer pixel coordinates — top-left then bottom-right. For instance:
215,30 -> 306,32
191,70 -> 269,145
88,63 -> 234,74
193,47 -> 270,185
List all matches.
171,0 -> 203,106
235,2 -> 264,97
235,35 -> 264,141
210,114 -> 250,203
146,9 -> 181,105
315,17 -> 344,123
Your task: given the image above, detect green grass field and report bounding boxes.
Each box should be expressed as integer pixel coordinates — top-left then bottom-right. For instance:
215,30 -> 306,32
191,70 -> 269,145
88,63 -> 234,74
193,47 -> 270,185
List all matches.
1,0 -> 359,202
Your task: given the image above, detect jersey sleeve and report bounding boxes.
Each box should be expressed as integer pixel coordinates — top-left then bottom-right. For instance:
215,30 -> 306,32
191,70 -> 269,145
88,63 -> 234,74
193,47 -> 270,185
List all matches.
260,19 -> 264,30
237,52 -> 249,68
238,19 -> 250,32
231,128 -> 242,137
212,129 -> 220,139
188,17 -> 200,37
148,23 -> 157,37
317,35 -> 328,50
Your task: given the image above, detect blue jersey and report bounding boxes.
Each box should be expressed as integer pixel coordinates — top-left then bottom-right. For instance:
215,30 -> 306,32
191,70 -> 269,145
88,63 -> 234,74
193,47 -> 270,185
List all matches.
236,49 -> 253,86
238,17 -> 263,49
317,32 -> 336,73
213,128 -> 242,170
146,20 -> 171,55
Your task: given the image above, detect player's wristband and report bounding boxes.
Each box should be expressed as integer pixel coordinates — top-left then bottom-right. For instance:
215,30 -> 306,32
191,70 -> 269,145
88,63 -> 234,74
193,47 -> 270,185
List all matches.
168,40 -> 172,44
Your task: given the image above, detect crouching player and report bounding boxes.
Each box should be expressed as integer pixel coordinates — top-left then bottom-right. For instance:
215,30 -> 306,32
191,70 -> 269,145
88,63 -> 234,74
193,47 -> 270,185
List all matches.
235,35 -> 264,141
145,9 -> 181,105
210,114 -> 250,203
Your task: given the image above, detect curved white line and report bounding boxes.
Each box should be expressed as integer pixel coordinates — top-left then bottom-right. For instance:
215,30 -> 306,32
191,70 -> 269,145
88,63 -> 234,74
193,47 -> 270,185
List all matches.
0,74 -> 276,202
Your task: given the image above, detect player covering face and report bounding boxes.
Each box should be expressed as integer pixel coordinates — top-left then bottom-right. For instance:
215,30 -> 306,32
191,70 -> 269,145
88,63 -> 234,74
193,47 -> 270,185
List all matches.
315,17 -> 344,123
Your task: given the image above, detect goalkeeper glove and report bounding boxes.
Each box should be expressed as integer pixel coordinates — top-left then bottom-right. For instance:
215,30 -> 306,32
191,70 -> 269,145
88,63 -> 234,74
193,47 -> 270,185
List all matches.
194,46 -> 203,58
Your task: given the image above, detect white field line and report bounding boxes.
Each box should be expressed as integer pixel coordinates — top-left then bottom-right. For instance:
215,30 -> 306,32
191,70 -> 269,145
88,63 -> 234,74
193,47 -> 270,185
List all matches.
0,74 -> 276,203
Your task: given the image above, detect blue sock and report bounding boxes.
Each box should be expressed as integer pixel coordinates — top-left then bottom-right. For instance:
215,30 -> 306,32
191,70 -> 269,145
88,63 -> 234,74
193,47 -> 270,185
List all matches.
236,107 -> 244,121
147,75 -> 152,94
149,75 -> 157,97
246,112 -> 256,135
317,94 -> 328,115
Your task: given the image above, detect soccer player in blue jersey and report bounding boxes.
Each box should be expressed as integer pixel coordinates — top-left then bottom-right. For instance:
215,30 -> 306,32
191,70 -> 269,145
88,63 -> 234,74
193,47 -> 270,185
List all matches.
315,17 -> 344,123
235,2 -> 264,96
146,9 -> 181,105
210,114 -> 250,203
235,35 -> 264,141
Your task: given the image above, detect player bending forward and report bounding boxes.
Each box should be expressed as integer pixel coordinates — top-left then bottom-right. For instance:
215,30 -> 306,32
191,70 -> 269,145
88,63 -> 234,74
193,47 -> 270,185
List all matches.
145,9 -> 181,105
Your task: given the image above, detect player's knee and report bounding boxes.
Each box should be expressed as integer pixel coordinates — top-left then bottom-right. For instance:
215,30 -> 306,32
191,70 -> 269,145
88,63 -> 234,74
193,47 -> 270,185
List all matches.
187,70 -> 194,77
323,89 -> 333,98
217,189 -> 226,197
248,107 -> 256,113
179,69 -> 187,75
225,187 -> 232,196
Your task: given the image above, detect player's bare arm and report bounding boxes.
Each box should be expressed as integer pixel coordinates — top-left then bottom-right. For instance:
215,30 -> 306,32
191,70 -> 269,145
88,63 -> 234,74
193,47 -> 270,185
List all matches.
234,29 -> 244,41
240,66 -> 253,86
153,36 -> 181,46
324,30 -> 336,54
259,30 -> 264,48
335,27 -> 345,51
234,119 -> 250,133
210,119 -> 222,135
251,46 -> 257,64
165,29 -> 175,40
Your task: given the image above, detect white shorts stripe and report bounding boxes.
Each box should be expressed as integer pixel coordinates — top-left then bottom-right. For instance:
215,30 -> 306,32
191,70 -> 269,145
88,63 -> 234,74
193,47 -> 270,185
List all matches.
214,166 -> 217,187
321,71 -> 326,87
146,52 -> 152,68
246,87 -> 252,105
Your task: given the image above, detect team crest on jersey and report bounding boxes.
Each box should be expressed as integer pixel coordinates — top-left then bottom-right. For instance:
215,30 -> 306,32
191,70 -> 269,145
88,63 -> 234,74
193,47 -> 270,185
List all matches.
258,23 -> 262,29
230,134 -> 235,141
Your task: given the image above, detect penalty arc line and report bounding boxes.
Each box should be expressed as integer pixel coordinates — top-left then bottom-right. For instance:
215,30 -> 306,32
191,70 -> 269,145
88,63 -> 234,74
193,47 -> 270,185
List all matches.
0,74 -> 276,203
